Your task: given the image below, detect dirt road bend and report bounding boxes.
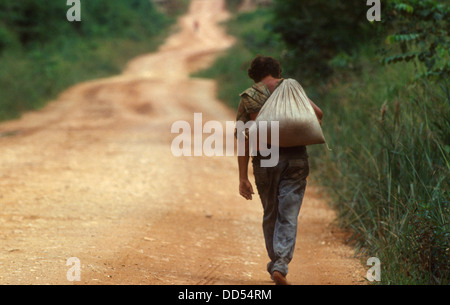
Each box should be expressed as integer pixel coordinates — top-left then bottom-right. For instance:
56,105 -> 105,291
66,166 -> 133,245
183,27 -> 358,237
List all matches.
0,0 -> 365,285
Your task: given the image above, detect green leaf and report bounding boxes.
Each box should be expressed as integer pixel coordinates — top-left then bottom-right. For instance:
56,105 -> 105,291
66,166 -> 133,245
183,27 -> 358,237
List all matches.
395,3 -> 414,14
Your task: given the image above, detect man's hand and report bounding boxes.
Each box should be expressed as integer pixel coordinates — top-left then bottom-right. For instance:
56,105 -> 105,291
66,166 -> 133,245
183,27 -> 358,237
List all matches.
239,179 -> 254,200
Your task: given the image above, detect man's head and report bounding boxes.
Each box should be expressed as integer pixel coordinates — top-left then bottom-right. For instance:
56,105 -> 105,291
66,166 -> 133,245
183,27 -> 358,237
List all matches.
248,55 -> 282,83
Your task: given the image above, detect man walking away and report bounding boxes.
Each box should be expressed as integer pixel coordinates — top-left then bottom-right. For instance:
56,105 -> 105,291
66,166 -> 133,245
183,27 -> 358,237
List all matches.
235,55 -> 323,285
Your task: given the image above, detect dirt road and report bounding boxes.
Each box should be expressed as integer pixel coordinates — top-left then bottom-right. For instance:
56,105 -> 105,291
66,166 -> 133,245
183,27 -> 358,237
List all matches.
0,0 -> 366,285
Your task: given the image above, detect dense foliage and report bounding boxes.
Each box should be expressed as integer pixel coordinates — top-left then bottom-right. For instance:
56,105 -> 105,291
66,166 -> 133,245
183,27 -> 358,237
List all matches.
0,1 -> 169,52
0,0 -> 181,121
270,0 -> 378,84
381,0 -> 449,81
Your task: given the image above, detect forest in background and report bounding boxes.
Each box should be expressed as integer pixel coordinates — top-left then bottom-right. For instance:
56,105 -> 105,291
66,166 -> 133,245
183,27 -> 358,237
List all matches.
0,0 -> 188,121
198,0 -> 449,284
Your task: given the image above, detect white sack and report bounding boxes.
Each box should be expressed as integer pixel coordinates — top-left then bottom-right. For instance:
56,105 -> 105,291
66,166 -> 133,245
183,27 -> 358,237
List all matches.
254,78 -> 326,147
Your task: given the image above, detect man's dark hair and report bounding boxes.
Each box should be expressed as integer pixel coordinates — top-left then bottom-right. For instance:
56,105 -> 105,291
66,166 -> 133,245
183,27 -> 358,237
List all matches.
248,55 -> 282,83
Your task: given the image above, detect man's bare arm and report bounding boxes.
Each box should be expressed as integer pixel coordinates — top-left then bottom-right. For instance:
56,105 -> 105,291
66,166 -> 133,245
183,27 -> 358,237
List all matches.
238,137 -> 254,200
309,99 -> 323,124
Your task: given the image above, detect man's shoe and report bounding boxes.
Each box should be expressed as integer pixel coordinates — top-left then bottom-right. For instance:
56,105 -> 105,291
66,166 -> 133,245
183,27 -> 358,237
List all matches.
272,271 -> 290,285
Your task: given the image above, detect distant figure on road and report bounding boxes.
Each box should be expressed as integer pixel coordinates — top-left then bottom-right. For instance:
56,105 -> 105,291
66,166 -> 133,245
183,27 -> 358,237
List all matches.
193,20 -> 199,32
235,55 -> 323,285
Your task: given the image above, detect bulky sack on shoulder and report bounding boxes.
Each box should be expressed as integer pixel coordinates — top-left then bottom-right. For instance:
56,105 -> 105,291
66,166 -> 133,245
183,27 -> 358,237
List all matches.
254,78 -> 326,147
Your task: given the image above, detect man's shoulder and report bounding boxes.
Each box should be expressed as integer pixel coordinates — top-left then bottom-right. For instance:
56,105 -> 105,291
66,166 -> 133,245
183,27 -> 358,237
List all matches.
240,82 -> 270,97
239,87 -> 256,98
239,84 -> 270,114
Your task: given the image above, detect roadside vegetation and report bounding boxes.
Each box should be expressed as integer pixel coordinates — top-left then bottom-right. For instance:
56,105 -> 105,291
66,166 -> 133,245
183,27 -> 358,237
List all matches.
197,0 -> 449,284
0,0 -> 188,121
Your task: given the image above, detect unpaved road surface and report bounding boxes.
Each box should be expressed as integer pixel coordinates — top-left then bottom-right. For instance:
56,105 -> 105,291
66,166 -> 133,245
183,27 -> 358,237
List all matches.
0,0 -> 366,285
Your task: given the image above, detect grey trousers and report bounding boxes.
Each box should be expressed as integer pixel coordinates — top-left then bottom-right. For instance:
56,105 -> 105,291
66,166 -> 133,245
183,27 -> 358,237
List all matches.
252,156 -> 309,277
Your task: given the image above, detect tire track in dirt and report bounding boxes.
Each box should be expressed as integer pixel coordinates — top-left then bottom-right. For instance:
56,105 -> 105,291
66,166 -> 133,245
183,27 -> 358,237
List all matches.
0,0 -> 366,285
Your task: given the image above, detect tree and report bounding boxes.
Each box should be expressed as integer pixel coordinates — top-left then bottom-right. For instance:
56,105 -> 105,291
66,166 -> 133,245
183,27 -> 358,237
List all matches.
271,0 -> 375,83
381,0 -> 449,81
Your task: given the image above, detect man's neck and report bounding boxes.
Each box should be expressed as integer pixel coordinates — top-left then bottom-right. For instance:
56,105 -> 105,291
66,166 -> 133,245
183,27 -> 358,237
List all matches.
260,75 -> 282,93
260,75 -> 279,82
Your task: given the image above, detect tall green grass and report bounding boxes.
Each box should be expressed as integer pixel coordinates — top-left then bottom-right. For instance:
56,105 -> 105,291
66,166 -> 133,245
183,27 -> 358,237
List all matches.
309,59 -> 449,284
197,8 -> 450,284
